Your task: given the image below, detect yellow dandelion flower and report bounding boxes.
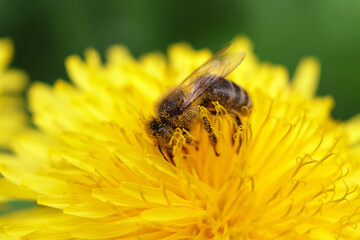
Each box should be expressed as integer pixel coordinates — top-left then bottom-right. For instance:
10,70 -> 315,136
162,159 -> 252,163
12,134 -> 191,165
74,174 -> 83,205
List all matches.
1,37 -> 360,239
0,38 -> 28,149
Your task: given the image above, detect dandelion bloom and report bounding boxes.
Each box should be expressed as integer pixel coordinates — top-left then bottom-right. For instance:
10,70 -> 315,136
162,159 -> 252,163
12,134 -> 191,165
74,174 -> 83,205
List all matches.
1,37 -> 360,239
0,38 -> 28,149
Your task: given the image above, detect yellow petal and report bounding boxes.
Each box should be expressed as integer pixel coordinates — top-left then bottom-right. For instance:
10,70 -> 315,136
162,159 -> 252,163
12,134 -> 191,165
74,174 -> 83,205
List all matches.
140,207 -> 205,223
4,222 -> 42,237
292,57 -> 321,98
60,147 -> 117,175
65,55 -> 92,91
344,114 -> 360,146
0,69 -> 28,93
0,159 -> 74,196
63,201 -> 117,218
106,45 -> 134,66
0,178 -> 37,200
114,148 -> 172,183
3,207 -> 60,236
0,38 -> 13,71
120,182 -> 192,207
22,229 -> 71,240
92,188 -> 151,207
37,194 -> 95,209
72,217 -> 145,239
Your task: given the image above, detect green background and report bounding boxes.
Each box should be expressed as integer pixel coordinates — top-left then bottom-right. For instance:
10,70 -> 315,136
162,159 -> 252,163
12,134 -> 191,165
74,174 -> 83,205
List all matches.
0,0 -> 360,215
1,0 -> 359,119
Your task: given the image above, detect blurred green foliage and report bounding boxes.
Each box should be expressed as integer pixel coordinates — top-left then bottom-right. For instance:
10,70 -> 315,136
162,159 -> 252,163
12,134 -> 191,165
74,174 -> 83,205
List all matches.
0,0 -> 359,120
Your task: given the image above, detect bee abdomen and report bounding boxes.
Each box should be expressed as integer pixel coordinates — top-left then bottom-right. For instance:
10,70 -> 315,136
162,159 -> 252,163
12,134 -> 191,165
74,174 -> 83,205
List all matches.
233,81 -> 252,111
200,78 -> 251,113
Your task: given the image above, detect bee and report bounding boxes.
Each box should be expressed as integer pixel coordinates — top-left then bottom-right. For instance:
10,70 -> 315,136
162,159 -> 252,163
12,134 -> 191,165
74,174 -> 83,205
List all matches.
147,45 -> 252,164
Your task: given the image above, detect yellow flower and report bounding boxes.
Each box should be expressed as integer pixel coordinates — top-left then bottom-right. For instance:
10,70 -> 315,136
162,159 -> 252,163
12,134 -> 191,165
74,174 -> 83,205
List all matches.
0,38 -> 28,149
1,37 -> 360,239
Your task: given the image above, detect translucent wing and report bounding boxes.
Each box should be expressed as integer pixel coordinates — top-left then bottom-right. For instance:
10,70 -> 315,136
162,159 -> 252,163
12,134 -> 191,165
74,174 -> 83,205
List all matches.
180,45 -> 245,110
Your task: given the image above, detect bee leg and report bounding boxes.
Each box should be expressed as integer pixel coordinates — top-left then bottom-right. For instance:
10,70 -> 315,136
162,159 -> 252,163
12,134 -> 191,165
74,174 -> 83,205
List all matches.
230,110 -> 242,153
182,130 -> 199,151
158,145 -> 175,165
201,116 -> 220,156
234,113 -> 242,127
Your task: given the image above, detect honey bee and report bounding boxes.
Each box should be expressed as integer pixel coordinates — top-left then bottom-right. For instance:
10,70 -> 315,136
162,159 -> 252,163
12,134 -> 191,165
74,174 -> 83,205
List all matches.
147,45 -> 252,164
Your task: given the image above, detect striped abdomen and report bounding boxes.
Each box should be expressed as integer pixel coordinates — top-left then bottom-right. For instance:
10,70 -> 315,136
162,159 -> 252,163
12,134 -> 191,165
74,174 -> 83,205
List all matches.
199,78 -> 252,114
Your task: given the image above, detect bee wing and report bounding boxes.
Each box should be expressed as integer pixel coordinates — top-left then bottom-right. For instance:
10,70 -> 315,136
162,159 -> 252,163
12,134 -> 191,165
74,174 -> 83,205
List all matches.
180,45 -> 246,109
